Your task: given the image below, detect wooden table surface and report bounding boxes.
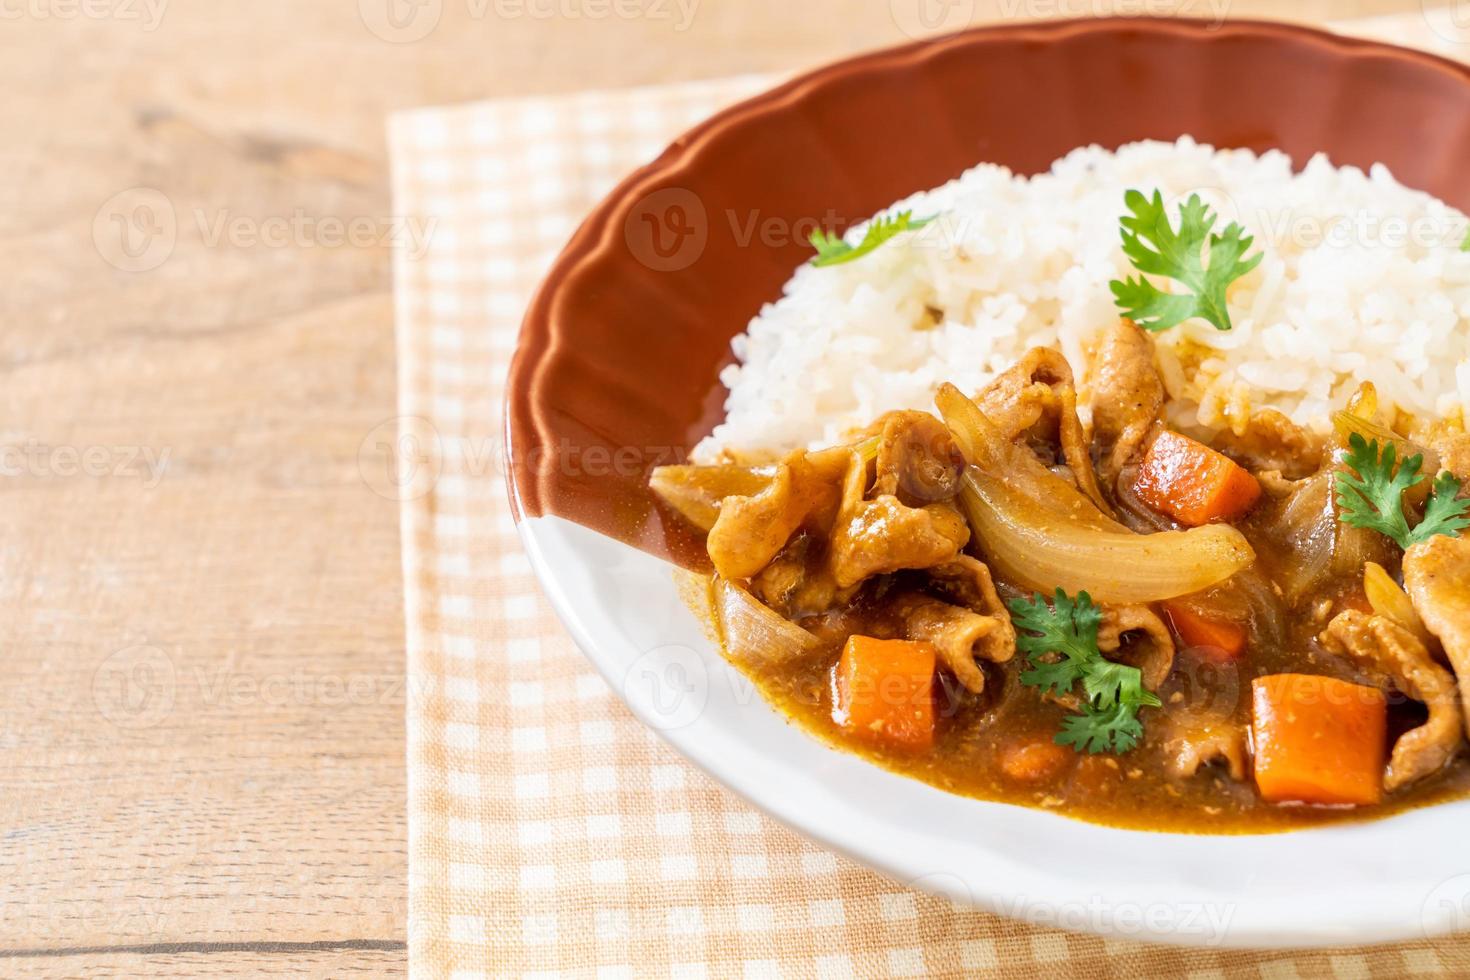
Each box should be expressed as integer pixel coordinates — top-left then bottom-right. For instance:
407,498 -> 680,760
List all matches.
0,0 -> 1429,975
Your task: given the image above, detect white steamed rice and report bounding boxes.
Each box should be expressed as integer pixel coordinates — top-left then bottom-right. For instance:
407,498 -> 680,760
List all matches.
693,137 -> 1470,462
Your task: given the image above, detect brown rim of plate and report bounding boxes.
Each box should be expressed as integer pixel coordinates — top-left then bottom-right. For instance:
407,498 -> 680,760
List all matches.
503,15 -> 1470,566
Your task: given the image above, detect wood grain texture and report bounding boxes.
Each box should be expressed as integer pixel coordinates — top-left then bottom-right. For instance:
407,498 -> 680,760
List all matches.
5,946 -> 407,978
0,0 -> 1428,974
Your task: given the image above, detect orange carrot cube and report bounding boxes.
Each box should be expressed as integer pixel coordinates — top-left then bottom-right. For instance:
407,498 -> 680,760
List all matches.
833,636 -> 936,752
1251,674 -> 1386,806
1163,600 -> 1248,662
1134,430 -> 1262,526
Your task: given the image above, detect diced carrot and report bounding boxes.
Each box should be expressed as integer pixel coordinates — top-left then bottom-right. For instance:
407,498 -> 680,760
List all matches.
998,737 -> 1074,783
833,636 -> 936,752
1162,600 -> 1248,662
1250,674 -> 1386,806
1133,430 -> 1263,526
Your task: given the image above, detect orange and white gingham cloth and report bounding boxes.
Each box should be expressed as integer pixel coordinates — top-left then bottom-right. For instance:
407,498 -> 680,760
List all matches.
390,15 -> 1470,978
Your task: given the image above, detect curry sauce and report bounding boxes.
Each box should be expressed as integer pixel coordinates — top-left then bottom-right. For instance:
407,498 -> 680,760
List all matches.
653,322 -> 1470,833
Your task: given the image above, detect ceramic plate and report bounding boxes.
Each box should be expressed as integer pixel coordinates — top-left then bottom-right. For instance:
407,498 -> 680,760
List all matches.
505,18 -> 1470,946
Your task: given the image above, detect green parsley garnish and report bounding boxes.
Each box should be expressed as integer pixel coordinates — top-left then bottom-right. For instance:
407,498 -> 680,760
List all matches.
1336,432 -> 1470,550
1109,189 -> 1262,333
1008,588 -> 1161,754
1460,227 -> 1470,252
809,210 -> 933,267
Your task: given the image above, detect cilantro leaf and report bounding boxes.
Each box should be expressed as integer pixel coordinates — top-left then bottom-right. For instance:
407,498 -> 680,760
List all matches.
1336,433 -> 1470,550
1008,589 -> 1156,755
809,211 -> 933,267
1009,588 -> 1101,659
1082,658 -> 1161,712
1009,588 -> 1100,695
1056,702 -> 1146,755
1020,655 -> 1086,698
1109,189 -> 1262,332
1336,433 -> 1421,545
1408,471 -> 1470,547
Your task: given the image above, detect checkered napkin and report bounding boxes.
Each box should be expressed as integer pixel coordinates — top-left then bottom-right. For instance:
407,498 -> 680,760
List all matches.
389,17 -> 1470,978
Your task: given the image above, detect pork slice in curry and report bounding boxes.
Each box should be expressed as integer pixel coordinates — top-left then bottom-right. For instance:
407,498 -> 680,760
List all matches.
651,320 -> 1470,832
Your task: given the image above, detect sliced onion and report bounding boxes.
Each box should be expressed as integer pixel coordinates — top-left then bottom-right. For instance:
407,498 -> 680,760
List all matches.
1271,469 -> 1336,601
1266,468 -> 1395,602
649,464 -> 775,532
1232,567 -> 1287,652
1345,379 -> 1379,419
711,575 -> 819,667
1363,561 -> 1435,649
935,382 -> 1008,471
958,469 -> 1256,603
1333,408 -> 1436,464
936,382 -> 1119,531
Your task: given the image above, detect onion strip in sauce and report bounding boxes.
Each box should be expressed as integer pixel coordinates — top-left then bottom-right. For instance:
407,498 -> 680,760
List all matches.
710,575 -> 820,666
1363,560 -> 1435,649
958,468 -> 1255,603
937,379 -> 1255,601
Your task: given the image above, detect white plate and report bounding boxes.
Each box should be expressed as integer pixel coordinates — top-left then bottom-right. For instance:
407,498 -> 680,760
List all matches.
519,512 -> 1470,948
